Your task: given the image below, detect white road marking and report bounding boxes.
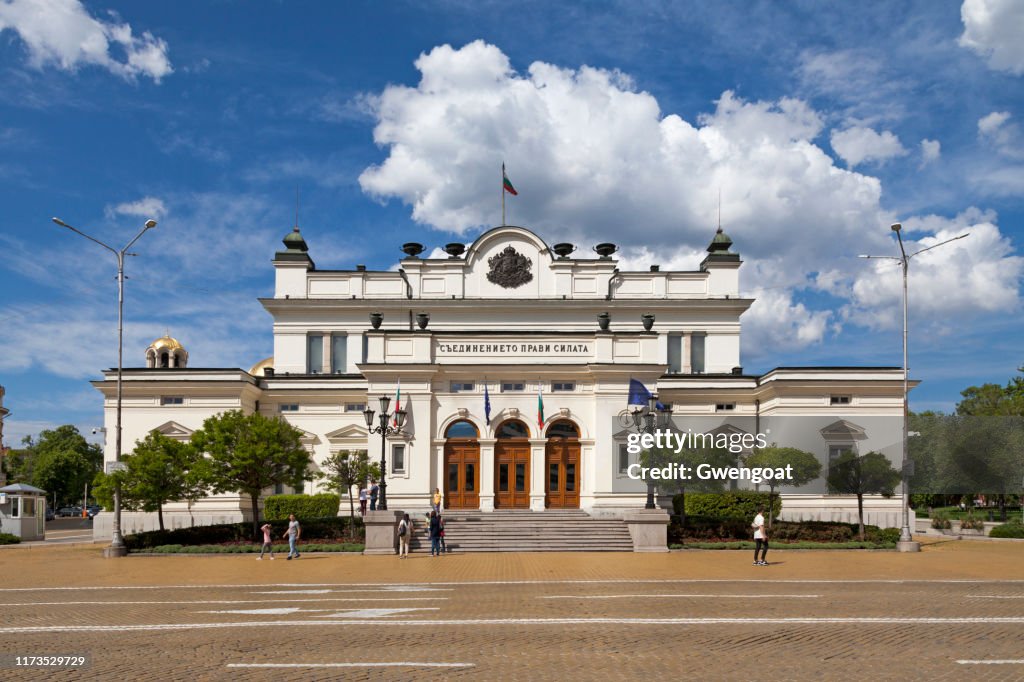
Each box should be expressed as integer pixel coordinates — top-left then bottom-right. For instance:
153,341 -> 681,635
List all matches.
3,616 -> 1024,633
312,608 -> 440,618
957,660 -> 1024,665
203,608 -> 308,615
2,579 -> 1023,593
966,595 -> 1024,599
541,594 -> 820,599
227,663 -> 474,669
251,588 -> 453,595
250,590 -> 332,594
1,598 -> 448,606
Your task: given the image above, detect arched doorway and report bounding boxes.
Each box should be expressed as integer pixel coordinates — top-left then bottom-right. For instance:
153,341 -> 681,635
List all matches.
494,419 -> 530,509
443,420 -> 479,509
545,420 -> 580,508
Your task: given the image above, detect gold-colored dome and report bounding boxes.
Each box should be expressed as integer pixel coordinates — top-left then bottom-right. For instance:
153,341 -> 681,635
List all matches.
249,356 -> 274,376
149,335 -> 184,352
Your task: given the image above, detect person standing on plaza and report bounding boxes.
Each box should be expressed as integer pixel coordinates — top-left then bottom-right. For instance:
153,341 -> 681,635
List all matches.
397,513 -> 413,558
752,505 -> 768,566
428,511 -> 441,557
257,522 -> 275,560
283,514 -> 301,560
432,487 -> 442,514
438,513 -> 447,554
369,480 -> 379,511
359,485 -> 368,516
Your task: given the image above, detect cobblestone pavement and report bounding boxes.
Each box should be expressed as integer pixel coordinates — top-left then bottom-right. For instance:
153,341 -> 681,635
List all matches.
0,539 -> 1022,681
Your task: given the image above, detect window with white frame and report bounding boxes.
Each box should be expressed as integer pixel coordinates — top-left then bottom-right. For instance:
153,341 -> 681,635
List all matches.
392,444 -> 407,474
160,396 -> 184,406
617,443 -> 630,474
667,333 -> 683,373
451,382 -> 474,393
279,404 -> 299,412
690,333 -> 706,374
345,403 -> 366,412
715,403 -> 736,412
830,395 -> 852,406
307,334 -> 323,374
552,381 -> 575,392
501,382 -> 525,392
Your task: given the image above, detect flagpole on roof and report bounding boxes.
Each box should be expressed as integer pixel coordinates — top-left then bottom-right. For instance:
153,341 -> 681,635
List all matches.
501,163 -> 506,226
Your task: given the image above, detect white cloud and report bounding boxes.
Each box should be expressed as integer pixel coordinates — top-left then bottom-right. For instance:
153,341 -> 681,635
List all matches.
106,196 -> 167,220
920,139 -> 941,165
0,0 -> 172,82
358,41 -> 1022,356
977,111 -> 1024,159
959,0 -> 1024,75
830,126 -> 908,167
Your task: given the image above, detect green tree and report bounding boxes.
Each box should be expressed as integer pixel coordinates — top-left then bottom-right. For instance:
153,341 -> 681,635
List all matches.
642,443 -> 737,527
957,366 -> 1024,417
190,410 -> 311,539
28,426 -> 102,507
826,450 -> 901,540
744,446 -> 821,529
316,449 -> 380,532
3,436 -> 37,485
115,431 -> 207,531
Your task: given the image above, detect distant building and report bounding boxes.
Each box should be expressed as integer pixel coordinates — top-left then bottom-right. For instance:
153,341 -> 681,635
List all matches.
93,224 -> 909,536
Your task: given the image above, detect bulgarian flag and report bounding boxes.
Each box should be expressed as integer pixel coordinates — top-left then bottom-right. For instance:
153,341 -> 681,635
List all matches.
502,163 -> 518,196
537,383 -> 545,428
392,379 -> 401,426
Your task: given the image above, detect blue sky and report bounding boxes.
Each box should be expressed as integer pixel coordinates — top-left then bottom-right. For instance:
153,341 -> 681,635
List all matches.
1,0 -> 1022,445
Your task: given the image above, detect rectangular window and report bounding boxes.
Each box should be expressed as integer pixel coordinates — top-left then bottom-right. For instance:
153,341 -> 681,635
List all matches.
552,382 -> 575,392
830,395 -> 852,406
499,463 -> 509,492
11,499 -> 19,518
715,403 -> 736,412
307,334 -> 323,374
392,444 -> 406,474
566,463 -> 576,492
667,333 -> 682,373
690,333 -> 706,374
618,443 -> 630,474
160,396 -> 184,406
274,483 -> 284,495
549,463 -> 560,492
279,404 -> 299,412
22,497 -> 35,517
829,445 -> 854,465
465,463 -> 475,492
361,333 -> 368,364
331,334 -> 347,374
515,462 -> 526,492
501,382 -> 525,392
451,382 -> 475,393
345,403 -> 366,412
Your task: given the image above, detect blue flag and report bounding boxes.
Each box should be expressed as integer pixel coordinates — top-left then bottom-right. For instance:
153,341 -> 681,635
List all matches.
484,381 -> 491,425
628,378 -> 665,410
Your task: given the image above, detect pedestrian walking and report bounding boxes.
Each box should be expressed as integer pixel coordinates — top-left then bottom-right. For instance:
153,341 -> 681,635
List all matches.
429,511 -> 441,556
752,505 -> 768,566
283,513 -> 301,560
397,513 -> 412,558
257,522 -> 275,560
432,487 -> 442,514
370,480 -> 379,511
438,513 -> 447,554
359,486 -> 367,516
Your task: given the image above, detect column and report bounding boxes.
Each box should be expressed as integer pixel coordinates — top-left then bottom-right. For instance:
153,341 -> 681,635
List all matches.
529,437 -> 547,511
479,438 -> 496,512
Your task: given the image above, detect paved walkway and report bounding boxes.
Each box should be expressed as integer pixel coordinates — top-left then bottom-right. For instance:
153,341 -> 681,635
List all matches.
0,540 -> 1022,680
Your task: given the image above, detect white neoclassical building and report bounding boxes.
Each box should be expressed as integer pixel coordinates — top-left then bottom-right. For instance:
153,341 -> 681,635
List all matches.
92,224 -> 908,536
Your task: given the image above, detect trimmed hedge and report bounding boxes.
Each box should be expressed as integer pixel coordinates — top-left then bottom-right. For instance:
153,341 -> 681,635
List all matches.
678,491 -> 782,520
667,516 -> 900,545
989,521 -> 1024,539
672,541 -> 896,550
124,516 -> 362,550
264,494 -> 340,521
0,532 -> 21,545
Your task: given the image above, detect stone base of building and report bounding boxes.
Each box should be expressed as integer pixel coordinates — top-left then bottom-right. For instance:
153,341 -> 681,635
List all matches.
363,510 -> 403,555
623,509 -> 670,552
92,510 -> 252,540
777,496 -> 905,529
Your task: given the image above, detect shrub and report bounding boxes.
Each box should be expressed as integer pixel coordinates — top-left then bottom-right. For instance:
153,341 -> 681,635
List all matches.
959,513 -> 986,532
989,521 -> 1024,539
931,512 -> 952,530
0,532 -> 21,545
668,517 -> 894,544
682,491 -> 781,520
264,494 -> 340,521
124,516 -> 362,550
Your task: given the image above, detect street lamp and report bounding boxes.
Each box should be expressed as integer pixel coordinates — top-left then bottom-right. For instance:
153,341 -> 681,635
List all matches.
630,394 -> 670,509
52,216 -> 159,558
362,394 -> 407,511
860,223 -> 968,552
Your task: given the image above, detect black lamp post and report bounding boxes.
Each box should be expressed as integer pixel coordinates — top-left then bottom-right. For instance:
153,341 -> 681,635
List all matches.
363,395 -> 407,511
630,394 -> 670,510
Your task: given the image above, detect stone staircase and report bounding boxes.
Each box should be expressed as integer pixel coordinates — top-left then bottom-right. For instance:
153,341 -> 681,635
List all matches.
407,510 -> 633,552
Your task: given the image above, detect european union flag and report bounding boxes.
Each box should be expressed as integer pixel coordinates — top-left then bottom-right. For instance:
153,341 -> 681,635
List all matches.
484,381 -> 491,425
628,378 -> 665,410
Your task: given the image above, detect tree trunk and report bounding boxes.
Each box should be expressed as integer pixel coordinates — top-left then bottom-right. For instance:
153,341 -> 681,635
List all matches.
856,492 -> 865,541
251,494 -> 261,542
158,504 -> 164,532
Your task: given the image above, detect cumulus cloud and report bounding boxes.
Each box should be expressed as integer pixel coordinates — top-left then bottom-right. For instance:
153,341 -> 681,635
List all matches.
978,111 -> 1024,159
830,126 -> 908,167
0,0 -> 172,82
920,139 -> 941,165
358,41 -> 1021,356
959,0 -> 1024,75
106,196 -> 168,220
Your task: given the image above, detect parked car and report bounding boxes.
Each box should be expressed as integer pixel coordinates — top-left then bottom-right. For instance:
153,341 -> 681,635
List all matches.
57,506 -> 82,517
87,505 -> 101,518
45,508 -> 56,521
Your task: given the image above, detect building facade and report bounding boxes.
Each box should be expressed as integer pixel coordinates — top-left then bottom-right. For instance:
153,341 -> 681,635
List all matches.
92,224 -> 908,536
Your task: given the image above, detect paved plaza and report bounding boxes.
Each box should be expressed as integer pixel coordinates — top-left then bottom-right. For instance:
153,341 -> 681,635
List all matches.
0,540 -> 1022,680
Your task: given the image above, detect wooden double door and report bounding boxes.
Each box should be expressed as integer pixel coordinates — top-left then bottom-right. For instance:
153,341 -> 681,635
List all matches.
494,440 -> 531,509
545,439 -> 580,508
443,441 -> 479,510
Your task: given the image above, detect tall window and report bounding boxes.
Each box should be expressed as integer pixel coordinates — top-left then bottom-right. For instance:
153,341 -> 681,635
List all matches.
667,333 -> 682,373
690,333 -> 705,374
618,443 -> 630,474
392,444 -> 406,474
331,334 -> 347,374
307,334 -> 323,374
361,333 -> 368,363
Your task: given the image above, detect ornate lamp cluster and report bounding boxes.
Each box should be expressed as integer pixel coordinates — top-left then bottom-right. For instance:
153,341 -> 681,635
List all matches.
362,395 -> 408,511
629,394 -> 671,510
